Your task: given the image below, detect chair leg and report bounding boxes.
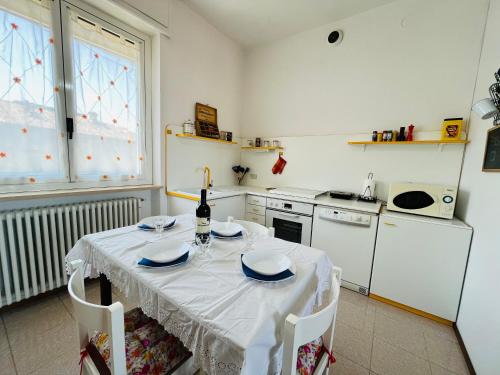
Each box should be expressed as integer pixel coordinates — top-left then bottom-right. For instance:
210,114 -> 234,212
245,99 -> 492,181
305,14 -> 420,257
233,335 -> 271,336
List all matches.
99,273 -> 112,306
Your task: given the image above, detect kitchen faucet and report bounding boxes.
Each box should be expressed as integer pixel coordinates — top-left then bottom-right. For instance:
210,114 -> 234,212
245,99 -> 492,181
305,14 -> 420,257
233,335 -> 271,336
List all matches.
203,166 -> 213,191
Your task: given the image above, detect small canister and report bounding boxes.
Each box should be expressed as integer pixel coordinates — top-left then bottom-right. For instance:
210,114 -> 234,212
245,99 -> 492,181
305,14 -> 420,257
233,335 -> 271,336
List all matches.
247,139 -> 254,147
377,132 -> 383,142
255,137 -> 262,147
372,131 -> 378,142
263,140 -> 270,147
382,131 -> 387,142
273,140 -> 280,147
219,131 -> 226,140
226,132 -> 232,142
182,120 -> 194,135
387,131 -> 393,142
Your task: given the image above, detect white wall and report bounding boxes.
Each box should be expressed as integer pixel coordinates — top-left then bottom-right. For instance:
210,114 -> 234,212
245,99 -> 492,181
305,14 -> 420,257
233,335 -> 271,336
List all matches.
455,0 -> 500,373
159,0 -> 244,198
240,0 -> 489,199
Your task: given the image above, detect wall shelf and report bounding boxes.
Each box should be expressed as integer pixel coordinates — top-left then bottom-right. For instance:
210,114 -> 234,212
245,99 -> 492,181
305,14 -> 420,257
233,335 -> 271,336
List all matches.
175,133 -> 237,145
347,140 -> 470,145
348,139 -> 469,151
241,146 -> 284,151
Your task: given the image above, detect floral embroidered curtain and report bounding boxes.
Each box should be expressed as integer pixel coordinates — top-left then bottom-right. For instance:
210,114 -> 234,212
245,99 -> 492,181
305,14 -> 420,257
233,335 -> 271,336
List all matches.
0,0 -> 68,185
68,11 -> 144,182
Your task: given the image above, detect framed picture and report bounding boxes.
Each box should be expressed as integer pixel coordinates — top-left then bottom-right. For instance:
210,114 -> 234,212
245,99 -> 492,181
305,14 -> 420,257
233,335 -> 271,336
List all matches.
441,118 -> 463,140
483,126 -> 500,172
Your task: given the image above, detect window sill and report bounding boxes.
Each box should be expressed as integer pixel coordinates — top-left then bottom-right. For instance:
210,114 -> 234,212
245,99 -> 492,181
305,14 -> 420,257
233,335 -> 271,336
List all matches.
0,184 -> 162,202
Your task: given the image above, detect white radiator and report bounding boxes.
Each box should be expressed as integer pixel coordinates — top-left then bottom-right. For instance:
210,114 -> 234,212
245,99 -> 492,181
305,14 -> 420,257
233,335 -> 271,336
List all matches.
0,197 -> 142,307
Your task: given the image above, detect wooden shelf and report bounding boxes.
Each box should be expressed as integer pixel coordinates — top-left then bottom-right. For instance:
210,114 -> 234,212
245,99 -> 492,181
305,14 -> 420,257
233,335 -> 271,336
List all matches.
241,146 -> 284,151
348,140 -> 469,145
175,133 -> 237,144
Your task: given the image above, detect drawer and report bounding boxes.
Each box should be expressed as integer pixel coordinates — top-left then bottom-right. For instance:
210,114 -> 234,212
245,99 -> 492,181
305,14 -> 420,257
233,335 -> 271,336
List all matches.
245,213 -> 266,225
246,204 -> 266,216
247,195 -> 266,207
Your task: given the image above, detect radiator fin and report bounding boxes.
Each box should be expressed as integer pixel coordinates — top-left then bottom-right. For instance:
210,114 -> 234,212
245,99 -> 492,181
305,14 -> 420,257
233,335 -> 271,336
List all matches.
0,197 -> 142,307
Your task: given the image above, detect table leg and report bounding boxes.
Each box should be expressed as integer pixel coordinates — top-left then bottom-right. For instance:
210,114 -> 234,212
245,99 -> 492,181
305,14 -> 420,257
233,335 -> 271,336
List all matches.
99,273 -> 112,306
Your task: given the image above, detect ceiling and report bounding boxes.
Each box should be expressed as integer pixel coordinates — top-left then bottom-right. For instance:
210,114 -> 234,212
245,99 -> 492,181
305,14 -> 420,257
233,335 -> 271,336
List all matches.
183,0 -> 397,48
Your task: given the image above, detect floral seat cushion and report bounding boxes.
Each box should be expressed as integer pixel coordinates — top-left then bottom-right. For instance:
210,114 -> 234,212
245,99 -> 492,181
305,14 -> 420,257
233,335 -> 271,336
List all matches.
296,337 -> 324,375
89,307 -> 191,374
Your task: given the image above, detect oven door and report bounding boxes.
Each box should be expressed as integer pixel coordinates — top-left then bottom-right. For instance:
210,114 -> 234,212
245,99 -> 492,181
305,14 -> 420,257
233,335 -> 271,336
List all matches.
266,209 -> 312,246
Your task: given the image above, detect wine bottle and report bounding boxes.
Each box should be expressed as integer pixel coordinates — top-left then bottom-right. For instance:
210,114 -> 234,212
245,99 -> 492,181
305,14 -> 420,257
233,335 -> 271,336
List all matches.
195,189 -> 211,245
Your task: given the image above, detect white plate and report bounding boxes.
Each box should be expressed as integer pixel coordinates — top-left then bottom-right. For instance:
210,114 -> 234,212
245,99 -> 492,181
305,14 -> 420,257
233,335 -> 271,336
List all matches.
211,221 -> 244,237
139,240 -> 189,263
139,216 -> 176,228
242,250 -> 292,276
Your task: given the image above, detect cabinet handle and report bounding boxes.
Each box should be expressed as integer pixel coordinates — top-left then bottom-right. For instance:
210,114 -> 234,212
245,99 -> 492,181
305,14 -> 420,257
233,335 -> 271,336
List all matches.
383,222 -> 397,226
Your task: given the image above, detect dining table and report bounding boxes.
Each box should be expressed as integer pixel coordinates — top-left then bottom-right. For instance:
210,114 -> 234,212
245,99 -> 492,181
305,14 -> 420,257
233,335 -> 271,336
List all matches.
65,214 -> 333,375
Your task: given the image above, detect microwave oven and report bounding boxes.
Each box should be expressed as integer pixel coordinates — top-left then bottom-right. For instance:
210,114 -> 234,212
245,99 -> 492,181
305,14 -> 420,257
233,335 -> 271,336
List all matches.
387,183 -> 457,219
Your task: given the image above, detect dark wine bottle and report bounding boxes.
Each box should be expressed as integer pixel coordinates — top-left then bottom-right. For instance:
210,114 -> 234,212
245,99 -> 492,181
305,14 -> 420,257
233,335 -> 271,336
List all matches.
195,189 -> 211,245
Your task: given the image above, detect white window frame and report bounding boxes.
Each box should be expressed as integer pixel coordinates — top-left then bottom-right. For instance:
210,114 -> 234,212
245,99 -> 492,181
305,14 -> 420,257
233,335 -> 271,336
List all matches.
0,0 -> 153,194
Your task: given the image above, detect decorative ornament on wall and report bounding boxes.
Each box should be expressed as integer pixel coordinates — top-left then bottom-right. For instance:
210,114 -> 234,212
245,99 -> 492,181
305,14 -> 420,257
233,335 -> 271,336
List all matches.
472,68 -> 500,125
473,68 -> 500,172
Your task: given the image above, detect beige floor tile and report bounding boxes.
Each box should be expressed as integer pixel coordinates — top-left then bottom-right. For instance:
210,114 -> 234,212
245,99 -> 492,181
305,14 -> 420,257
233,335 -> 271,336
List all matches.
337,292 -> 375,333
333,321 -> 373,369
374,309 -> 427,358
425,334 -> 469,375
331,352 -> 370,375
371,337 -> 432,375
3,295 -> 72,340
29,351 -> 79,375
10,319 -> 78,375
430,362 -> 464,375
0,351 -> 16,375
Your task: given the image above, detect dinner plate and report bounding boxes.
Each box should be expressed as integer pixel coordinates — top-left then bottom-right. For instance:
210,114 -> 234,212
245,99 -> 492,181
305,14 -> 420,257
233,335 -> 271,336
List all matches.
138,216 -> 176,229
139,239 -> 190,263
211,231 -> 243,240
211,221 -> 244,237
138,251 -> 190,269
241,250 -> 292,276
241,256 -> 296,283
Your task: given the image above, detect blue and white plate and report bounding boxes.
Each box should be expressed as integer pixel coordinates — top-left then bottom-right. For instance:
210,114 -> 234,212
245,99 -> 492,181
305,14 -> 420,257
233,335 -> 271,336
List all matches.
139,240 -> 189,263
138,216 -> 176,231
211,222 -> 244,237
211,230 -> 243,240
241,253 -> 295,283
138,251 -> 189,268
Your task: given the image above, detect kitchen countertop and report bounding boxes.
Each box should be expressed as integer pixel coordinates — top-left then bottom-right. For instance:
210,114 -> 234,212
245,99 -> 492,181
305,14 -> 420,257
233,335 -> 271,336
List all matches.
168,186 -> 382,214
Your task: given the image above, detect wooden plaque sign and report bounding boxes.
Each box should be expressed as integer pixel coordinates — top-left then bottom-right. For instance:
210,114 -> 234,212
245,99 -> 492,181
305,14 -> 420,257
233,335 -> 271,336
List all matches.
483,126 -> 500,172
195,103 -> 219,139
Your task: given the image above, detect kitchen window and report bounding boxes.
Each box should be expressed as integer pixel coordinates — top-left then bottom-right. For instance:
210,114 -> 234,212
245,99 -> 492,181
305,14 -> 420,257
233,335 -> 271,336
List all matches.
0,0 -> 151,192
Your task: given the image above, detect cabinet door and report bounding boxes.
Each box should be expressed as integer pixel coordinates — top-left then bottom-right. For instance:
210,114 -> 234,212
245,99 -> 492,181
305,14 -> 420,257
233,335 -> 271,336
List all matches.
371,214 -> 471,321
208,195 -> 245,221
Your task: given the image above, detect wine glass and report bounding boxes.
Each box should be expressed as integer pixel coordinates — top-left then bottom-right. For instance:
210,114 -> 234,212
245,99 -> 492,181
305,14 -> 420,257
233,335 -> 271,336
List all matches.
242,230 -> 258,253
154,218 -> 165,234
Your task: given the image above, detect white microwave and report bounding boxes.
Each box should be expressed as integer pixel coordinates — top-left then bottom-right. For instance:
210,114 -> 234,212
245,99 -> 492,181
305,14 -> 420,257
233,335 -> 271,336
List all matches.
387,183 -> 457,219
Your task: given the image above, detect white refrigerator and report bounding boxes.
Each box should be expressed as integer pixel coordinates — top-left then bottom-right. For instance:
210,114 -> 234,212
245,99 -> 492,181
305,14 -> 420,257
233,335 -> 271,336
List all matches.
370,209 -> 472,322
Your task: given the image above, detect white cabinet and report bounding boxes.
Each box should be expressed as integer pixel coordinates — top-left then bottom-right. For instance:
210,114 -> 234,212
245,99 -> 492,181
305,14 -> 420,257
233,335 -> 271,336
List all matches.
371,210 -> 472,321
208,195 -> 245,221
245,194 -> 266,225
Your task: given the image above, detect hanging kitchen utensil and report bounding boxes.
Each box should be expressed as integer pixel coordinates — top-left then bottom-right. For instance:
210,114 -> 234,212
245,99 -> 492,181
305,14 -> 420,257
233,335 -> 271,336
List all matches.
272,155 -> 287,174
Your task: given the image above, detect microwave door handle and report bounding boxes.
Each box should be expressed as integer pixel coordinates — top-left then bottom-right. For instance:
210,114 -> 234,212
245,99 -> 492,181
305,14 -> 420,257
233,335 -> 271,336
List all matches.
277,213 -> 301,220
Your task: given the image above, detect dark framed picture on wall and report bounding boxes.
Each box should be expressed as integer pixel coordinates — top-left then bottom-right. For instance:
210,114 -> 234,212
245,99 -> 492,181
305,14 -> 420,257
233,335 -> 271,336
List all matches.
482,126 -> 500,171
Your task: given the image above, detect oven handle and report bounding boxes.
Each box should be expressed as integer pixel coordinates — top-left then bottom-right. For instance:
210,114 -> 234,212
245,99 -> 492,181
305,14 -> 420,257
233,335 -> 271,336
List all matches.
276,212 -> 301,220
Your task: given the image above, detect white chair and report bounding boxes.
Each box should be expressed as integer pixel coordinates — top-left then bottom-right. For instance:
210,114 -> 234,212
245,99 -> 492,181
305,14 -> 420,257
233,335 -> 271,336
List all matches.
282,266 -> 342,375
227,216 -> 275,237
67,260 -> 194,375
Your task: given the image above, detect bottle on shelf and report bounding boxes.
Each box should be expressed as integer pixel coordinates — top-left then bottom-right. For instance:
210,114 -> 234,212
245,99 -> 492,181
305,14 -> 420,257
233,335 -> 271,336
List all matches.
195,189 -> 211,246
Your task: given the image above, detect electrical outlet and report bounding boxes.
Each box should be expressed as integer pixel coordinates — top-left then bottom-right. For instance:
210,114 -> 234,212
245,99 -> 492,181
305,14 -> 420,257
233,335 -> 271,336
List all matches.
249,173 -> 257,180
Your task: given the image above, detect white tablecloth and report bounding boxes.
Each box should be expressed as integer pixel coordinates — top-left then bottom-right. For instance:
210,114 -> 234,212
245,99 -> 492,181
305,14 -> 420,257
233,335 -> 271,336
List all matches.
66,214 -> 333,375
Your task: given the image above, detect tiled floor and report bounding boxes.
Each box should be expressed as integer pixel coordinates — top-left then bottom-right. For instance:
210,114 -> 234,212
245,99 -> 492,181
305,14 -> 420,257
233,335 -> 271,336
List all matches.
0,283 -> 469,375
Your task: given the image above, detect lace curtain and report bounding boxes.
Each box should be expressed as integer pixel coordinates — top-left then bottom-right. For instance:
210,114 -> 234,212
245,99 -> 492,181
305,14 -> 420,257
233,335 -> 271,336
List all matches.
69,11 -> 144,182
0,0 -> 68,185
0,0 -> 145,186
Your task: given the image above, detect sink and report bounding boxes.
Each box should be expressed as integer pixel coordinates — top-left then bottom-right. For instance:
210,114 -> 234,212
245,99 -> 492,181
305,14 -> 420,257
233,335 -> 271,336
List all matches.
175,188 -> 225,197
